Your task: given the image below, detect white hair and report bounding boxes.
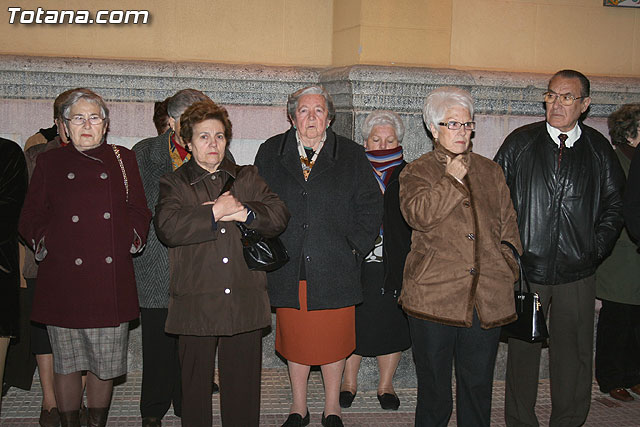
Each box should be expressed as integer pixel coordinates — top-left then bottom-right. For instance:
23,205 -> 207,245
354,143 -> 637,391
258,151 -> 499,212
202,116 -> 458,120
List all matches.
423,87 -> 474,131
361,110 -> 405,142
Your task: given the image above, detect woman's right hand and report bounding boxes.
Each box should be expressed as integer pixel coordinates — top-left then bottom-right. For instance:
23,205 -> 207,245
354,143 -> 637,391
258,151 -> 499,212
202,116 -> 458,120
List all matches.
445,155 -> 468,181
206,191 -> 245,222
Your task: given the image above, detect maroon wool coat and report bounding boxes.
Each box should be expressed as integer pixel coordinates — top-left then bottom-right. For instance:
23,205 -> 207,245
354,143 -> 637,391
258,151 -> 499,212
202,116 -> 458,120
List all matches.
19,142 -> 151,328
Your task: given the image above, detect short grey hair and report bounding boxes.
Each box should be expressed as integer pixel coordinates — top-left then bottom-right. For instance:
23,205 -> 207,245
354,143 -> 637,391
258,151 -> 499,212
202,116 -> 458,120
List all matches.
361,110 -> 405,142
167,89 -> 210,119
423,87 -> 474,131
61,88 -> 110,123
287,85 -> 335,122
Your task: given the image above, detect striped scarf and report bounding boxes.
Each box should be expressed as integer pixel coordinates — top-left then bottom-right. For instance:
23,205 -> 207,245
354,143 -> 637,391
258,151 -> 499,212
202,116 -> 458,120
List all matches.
366,146 -> 404,194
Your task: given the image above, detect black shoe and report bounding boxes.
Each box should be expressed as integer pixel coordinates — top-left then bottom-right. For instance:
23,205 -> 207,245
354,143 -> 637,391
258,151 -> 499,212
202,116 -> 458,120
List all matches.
339,390 -> 356,408
321,412 -> 344,427
212,381 -> 219,394
142,416 -> 162,427
377,393 -> 400,410
281,411 -> 310,427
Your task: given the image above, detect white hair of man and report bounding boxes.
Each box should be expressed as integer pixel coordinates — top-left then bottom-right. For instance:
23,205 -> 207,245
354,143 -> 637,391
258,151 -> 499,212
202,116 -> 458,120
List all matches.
423,86 -> 475,131
361,110 -> 405,142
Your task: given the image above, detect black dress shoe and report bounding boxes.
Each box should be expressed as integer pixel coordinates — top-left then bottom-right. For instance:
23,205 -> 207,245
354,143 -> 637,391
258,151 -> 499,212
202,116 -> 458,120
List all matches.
321,412 -> 344,427
377,393 -> 400,410
212,381 -> 219,394
281,410 -> 310,427
339,390 -> 356,408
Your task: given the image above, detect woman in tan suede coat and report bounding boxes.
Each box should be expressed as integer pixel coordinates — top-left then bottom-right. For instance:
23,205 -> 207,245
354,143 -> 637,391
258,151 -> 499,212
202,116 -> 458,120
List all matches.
399,87 -> 521,427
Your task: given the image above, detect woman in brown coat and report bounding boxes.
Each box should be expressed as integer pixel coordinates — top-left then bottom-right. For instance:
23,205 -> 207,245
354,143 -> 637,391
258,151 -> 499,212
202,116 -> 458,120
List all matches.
154,100 -> 289,427
399,87 -> 521,427
19,88 -> 152,427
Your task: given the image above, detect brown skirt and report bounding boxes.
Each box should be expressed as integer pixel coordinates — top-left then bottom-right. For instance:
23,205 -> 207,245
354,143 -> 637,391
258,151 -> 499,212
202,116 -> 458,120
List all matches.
275,281 -> 355,365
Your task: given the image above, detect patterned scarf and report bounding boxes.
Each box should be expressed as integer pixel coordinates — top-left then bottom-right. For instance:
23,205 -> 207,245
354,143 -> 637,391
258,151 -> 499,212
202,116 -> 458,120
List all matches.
296,131 -> 326,181
169,131 -> 191,171
366,146 -> 404,193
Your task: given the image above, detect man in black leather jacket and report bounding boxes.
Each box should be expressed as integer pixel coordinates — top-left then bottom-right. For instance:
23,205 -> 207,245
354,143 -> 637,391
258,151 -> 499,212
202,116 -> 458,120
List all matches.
494,69 -> 625,427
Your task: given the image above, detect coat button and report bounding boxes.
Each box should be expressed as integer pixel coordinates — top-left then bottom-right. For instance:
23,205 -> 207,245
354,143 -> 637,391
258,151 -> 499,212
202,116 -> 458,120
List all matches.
211,175 -> 217,180
75,258 -> 83,265
71,215 -> 79,223
301,191 -> 308,198
306,255 -> 311,262
463,200 -> 471,208
469,267 -> 477,275
67,172 -> 75,179
220,228 -> 226,234
466,233 -> 475,241
105,256 -> 113,264
103,212 -> 111,219
224,288 -> 231,294
222,257 -> 229,264
100,172 -> 108,179
302,223 -> 309,229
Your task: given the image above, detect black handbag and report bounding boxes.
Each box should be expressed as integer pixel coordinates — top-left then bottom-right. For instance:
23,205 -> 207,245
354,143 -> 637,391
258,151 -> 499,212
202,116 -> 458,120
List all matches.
218,170 -> 289,272
500,240 -> 549,343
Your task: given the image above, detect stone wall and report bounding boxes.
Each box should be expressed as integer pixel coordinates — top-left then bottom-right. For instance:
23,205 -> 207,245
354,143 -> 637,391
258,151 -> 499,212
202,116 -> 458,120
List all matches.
2,55 -> 639,389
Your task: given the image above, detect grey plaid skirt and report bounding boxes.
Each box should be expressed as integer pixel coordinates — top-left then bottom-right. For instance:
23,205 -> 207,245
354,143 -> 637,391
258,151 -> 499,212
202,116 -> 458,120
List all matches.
47,322 -> 129,379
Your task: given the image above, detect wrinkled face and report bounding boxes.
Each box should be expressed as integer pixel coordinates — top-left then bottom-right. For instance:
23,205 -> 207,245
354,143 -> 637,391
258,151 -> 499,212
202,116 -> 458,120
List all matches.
291,94 -> 329,145
365,125 -> 399,151
429,105 -> 472,155
65,99 -> 107,152
545,76 -> 591,132
187,119 -> 227,173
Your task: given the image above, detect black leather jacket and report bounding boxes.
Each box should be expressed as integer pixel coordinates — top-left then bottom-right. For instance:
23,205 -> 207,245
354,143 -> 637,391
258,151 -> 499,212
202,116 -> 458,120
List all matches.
494,121 -> 624,285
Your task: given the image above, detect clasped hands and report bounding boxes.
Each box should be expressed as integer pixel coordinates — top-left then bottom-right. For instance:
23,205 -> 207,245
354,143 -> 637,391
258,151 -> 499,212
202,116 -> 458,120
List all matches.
203,191 -> 248,222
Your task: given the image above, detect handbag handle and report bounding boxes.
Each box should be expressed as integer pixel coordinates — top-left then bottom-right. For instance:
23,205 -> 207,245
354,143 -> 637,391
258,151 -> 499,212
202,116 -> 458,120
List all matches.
500,240 -> 531,294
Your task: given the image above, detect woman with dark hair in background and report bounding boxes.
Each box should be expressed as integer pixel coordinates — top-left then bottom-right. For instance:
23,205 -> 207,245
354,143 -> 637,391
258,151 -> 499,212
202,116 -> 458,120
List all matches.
596,103 -> 640,402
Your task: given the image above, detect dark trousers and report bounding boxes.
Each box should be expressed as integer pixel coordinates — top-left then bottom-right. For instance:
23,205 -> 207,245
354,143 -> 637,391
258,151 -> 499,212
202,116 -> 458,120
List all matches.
505,276 -> 595,427
179,329 -> 263,427
595,299 -> 640,393
3,280 -> 36,390
408,310 -> 501,427
140,308 -> 182,418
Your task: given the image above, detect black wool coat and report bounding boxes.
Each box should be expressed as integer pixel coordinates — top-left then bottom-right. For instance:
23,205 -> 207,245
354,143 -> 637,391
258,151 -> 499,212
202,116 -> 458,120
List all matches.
254,128 -> 383,310
0,138 -> 27,337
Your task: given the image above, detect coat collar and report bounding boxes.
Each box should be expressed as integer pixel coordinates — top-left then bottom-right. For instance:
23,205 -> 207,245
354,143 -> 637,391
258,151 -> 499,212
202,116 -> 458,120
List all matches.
277,127 -> 339,185
150,130 -> 173,164
185,156 -> 237,186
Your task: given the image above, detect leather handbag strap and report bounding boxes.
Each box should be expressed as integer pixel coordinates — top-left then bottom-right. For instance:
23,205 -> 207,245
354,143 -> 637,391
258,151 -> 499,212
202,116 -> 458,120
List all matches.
501,240 -> 531,293
112,145 -> 128,202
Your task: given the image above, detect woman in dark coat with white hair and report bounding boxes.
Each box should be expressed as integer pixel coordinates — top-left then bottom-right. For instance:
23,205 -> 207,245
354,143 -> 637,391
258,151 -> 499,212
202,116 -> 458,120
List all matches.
19,88 -> 151,427
340,110 -> 411,411
399,87 -> 521,427
255,85 -> 382,427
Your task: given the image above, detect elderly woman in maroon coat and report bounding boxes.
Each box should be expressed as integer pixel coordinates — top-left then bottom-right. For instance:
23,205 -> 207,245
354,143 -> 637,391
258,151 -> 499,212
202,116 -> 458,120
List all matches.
19,88 -> 151,427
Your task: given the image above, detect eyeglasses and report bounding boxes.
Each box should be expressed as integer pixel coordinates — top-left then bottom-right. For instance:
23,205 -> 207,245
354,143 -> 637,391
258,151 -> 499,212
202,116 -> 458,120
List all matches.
543,92 -> 586,106
438,121 -> 476,131
65,115 -> 104,126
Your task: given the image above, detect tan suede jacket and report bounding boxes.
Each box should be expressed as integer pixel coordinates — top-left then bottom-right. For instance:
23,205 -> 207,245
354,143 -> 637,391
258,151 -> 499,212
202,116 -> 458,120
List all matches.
399,144 -> 522,329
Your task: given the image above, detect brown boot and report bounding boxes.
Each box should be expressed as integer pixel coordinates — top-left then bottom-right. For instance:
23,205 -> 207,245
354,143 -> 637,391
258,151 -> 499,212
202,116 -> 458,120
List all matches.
59,410 -> 81,427
87,407 -> 109,427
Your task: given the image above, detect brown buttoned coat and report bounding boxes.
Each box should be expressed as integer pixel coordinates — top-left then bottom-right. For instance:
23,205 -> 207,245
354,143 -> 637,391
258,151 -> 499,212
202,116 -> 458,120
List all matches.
154,158 -> 290,336
399,145 -> 522,329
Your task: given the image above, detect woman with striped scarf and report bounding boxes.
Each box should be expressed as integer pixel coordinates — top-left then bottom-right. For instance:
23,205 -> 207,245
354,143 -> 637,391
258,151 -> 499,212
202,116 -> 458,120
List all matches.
340,110 -> 412,411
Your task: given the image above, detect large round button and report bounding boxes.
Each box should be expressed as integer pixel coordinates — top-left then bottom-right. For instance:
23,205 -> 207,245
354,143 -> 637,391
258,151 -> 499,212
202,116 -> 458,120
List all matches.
220,228 -> 226,234
100,172 -> 108,179
75,258 -> 83,265
67,172 -> 75,179
210,175 -> 217,181
462,200 -> 471,208
71,215 -> 79,223
224,288 -> 231,294
103,212 -> 111,219
305,255 -> 311,262
222,257 -> 229,264
105,256 -> 113,264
